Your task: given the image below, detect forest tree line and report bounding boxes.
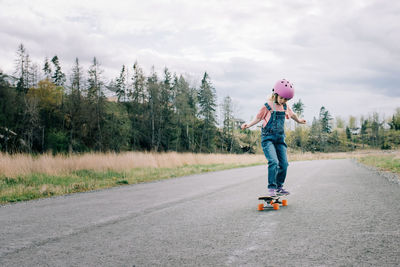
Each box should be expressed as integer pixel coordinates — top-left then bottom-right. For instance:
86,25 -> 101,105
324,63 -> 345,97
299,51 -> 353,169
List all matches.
0,44 -> 399,154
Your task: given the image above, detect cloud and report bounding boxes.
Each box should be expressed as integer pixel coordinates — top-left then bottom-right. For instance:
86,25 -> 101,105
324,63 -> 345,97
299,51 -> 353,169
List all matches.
0,0 -> 399,123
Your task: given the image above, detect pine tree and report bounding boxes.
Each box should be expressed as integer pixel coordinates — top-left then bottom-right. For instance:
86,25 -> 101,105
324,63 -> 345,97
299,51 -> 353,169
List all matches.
147,66 -> 160,150
389,108 -> 400,130
319,106 -> 332,133
115,65 -> 127,102
197,72 -> 217,152
292,99 -> 305,117
157,67 -> 175,150
65,58 -> 85,152
14,44 -> 30,93
127,62 -> 147,150
87,57 -> 105,150
222,95 -> 234,152
43,57 -> 52,80
173,75 -> 197,151
51,56 -> 66,86
70,58 -> 84,92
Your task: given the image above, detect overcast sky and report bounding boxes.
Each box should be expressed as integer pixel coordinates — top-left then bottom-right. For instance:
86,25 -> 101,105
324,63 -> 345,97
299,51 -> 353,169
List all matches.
1,0 -> 399,127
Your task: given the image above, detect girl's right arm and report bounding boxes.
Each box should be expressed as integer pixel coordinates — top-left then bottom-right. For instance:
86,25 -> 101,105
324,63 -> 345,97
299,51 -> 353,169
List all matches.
241,117 -> 262,130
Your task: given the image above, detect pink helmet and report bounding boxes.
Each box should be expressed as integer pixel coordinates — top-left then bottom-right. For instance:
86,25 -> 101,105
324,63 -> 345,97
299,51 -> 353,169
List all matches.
273,79 -> 294,100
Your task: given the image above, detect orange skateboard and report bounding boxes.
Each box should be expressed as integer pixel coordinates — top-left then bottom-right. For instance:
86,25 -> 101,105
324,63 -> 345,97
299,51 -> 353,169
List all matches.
258,195 -> 288,211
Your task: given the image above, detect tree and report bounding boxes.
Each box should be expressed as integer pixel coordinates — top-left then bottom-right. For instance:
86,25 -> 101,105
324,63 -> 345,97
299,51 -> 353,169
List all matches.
197,72 -> 217,152
130,61 -> 146,104
173,74 -> 197,151
26,79 -> 63,111
156,67 -> 175,151
335,116 -> 345,129
370,112 -> 381,148
389,108 -> 400,130
115,65 -> 127,102
65,58 -> 85,152
147,66 -> 160,150
222,95 -> 235,152
14,44 -> 31,93
319,106 -> 332,133
360,117 -> 368,148
127,62 -> 147,150
101,102 -> 131,152
51,56 -> 66,86
43,57 -> 52,79
348,116 -> 357,130
70,58 -> 84,92
307,117 -> 322,152
292,99 -> 305,117
87,57 -> 106,150
0,71 -> 24,152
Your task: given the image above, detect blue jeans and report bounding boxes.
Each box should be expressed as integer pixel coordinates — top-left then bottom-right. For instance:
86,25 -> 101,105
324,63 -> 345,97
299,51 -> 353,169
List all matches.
261,134 -> 288,189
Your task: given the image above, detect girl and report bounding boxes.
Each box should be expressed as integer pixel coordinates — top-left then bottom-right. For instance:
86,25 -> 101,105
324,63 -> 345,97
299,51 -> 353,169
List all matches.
241,79 -> 306,197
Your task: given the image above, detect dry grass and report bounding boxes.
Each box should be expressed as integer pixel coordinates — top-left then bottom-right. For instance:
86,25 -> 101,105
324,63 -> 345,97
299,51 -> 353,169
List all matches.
1,150 -> 399,178
1,150 -> 399,204
0,152 -> 266,178
288,150 -> 400,162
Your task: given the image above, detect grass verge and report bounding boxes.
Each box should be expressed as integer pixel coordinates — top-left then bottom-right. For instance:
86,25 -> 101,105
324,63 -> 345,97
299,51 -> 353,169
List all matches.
0,163 -> 261,204
357,154 -> 400,175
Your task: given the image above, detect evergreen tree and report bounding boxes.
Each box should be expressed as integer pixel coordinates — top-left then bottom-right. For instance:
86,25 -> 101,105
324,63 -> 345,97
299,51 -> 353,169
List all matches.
87,57 -> 106,150
0,71 -> 24,152
14,44 -> 30,93
147,66 -> 160,150
197,72 -> 217,152
127,62 -> 147,150
370,112 -> 381,148
222,95 -> 234,152
70,58 -> 84,92
43,57 -> 52,79
345,126 -> 352,140
292,99 -> 305,117
130,61 -> 146,103
319,106 -> 332,133
157,67 -> 175,150
360,117 -> 368,148
51,56 -> 66,86
307,117 -> 322,152
389,108 -> 400,130
65,58 -> 85,152
173,75 -> 197,151
115,65 -> 127,102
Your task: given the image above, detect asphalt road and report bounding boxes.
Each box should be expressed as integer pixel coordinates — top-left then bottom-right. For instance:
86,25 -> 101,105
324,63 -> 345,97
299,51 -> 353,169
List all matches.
1,159 -> 399,266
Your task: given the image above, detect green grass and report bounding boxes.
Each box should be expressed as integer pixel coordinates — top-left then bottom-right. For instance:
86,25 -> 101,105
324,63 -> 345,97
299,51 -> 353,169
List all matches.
358,155 -> 400,174
0,162 -> 261,204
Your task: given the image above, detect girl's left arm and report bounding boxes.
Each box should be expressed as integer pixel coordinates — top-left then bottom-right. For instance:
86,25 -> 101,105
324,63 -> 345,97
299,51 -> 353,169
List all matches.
291,113 -> 306,124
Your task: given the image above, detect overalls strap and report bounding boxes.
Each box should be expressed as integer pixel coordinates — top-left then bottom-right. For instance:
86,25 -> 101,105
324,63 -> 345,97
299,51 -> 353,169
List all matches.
265,102 -> 286,111
264,102 -> 272,111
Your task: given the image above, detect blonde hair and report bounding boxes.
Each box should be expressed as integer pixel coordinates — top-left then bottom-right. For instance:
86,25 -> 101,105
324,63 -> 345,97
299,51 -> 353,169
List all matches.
269,93 -> 279,104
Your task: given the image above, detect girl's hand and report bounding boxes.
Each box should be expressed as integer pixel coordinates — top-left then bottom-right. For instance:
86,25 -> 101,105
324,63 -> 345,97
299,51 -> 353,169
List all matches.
298,119 -> 306,124
241,123 -> 248,130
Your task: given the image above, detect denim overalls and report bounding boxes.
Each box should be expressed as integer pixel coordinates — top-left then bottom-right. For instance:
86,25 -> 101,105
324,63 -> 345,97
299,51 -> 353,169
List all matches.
261,102 -> 289,189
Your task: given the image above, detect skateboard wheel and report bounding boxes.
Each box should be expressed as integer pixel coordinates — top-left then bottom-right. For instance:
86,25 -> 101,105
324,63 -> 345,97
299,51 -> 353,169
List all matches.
273,203 -> 279,210
282,199 -> 288,206
258,203 -> 264,211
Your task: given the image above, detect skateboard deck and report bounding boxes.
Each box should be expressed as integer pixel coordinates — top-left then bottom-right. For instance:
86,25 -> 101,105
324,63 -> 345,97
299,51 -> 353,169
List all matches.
258,194 -> 288,211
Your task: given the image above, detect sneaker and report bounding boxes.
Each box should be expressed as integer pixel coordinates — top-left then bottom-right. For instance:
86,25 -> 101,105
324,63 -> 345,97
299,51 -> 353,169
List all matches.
267,188 -> 277,197
277,187 -> 290,195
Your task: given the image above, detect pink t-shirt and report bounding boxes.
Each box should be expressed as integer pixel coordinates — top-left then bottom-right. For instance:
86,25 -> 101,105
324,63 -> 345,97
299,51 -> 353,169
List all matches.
256,101 -> 294,127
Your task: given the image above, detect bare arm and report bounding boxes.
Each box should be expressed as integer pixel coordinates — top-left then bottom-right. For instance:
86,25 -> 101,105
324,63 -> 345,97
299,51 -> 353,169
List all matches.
241,117 -> 262,130
291,113 -> 306,124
